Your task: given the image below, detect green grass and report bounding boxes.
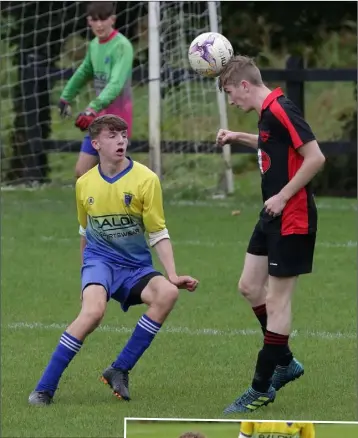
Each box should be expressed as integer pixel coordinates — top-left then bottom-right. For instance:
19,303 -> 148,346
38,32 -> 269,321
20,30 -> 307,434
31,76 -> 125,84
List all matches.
125,421 -> 358,438
1,184 -> 357,437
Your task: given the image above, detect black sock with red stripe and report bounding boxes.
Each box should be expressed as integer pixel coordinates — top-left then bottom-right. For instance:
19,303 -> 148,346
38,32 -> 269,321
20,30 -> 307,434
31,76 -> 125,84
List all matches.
252,330 -> 291,392
251,306 -> 294,367
271,329 -> 293,367
252,304 -> 267,335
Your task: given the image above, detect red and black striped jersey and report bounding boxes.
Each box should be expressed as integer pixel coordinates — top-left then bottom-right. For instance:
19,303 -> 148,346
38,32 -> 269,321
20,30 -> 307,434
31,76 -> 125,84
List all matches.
257,88 -> 317,235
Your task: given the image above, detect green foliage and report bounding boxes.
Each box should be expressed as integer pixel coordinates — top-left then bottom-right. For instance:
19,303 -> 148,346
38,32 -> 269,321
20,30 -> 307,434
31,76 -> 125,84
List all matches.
221,1 -> 357,59
312,84 -> 357,198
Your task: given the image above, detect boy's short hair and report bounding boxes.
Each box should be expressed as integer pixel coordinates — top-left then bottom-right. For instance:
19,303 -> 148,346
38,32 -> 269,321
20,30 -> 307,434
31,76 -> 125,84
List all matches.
87,2 -> 116,20
178,433 -> 206,438
88,115 -> 128,139
218,55 -> 263,91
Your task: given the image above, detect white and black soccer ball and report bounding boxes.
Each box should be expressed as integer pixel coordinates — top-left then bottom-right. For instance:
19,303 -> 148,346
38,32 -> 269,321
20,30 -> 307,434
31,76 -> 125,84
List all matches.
188,32 -> 234,78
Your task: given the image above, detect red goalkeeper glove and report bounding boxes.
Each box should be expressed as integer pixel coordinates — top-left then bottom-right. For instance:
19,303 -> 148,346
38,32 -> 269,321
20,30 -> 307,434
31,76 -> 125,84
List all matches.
75,108 -> 98,131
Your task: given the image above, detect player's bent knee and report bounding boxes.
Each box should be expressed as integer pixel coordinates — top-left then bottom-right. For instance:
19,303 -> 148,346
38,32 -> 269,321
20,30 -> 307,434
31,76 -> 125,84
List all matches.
166,285 -> 179,306
80,284 -> 107,325
154,284 -> 179,309
238,277 -> 258,299
80,308 -> 105,328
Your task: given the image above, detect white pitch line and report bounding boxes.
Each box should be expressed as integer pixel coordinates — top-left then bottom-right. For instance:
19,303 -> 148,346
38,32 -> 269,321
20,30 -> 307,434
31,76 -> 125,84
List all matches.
6,322 -> 356,340
1,192 -> 357,211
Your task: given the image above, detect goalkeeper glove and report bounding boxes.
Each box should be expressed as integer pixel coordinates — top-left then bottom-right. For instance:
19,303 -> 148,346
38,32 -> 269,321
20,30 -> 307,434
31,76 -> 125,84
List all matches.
58,99 -> 72,117
75,108 -> 98,131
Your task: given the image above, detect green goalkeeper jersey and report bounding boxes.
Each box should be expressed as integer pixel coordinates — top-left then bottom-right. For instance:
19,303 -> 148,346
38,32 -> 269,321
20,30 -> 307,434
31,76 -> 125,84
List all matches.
61,30 -> 133,120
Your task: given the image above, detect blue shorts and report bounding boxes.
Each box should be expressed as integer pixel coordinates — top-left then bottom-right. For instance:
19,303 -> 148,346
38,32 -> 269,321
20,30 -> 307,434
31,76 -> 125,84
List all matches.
81,261 -> 162,312
80,135 -> 98,156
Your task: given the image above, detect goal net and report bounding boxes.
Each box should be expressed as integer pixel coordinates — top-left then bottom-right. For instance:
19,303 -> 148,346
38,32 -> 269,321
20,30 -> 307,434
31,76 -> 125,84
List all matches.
0,1 -> 232,199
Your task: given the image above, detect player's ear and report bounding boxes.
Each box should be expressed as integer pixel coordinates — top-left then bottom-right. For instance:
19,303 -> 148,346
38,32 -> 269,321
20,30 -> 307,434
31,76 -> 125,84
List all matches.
110,15 -> 116,26
241,80 -> 250,92
91,139 -> 100,151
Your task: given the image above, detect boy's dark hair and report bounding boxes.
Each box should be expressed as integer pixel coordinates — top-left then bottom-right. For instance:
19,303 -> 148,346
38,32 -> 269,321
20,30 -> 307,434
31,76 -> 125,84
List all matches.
87,2 -> 116,20
88,115 -> 128,139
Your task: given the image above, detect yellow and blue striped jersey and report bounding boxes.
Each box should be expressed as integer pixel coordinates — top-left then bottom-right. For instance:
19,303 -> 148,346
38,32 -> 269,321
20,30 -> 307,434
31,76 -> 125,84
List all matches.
240,422 -> 315,438
76,158 -> 166,268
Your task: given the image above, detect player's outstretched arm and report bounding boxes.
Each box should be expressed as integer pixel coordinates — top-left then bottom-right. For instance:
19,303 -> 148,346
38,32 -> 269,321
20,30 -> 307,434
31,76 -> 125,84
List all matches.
153,239 -> 198,292
216,129 -> 259,149
60,49 -> 94,107
142,174 -> 198,292
87,37 -> 134,113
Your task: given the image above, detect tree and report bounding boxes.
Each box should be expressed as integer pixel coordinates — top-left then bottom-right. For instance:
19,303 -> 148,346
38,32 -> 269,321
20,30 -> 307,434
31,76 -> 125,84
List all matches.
221,1 -> 357,58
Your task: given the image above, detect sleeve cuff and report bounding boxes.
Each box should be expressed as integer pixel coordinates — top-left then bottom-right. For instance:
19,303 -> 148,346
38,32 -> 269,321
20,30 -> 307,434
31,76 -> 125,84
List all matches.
149,228 -> 170,247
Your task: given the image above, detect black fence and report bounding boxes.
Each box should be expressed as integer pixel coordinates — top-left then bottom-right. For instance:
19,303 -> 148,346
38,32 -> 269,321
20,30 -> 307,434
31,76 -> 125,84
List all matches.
40,55 -> 356,156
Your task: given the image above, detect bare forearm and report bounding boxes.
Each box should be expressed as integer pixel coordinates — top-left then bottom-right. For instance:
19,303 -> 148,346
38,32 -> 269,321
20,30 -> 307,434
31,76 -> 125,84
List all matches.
280,156 -> 325,201
236,132 -> 259,149
80,236 -> 86,264
153,238 -> 176,277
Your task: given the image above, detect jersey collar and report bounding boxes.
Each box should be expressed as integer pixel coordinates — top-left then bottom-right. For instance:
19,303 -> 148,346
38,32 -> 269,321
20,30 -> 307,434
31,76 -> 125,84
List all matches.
99,29 -> 118,44
261,87 -> 284,111
98,157 -> 133,184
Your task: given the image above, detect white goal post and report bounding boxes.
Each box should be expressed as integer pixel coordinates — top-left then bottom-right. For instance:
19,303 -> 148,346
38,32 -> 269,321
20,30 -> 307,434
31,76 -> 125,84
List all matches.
148,0 -> 234,193
0,1 -> 234,197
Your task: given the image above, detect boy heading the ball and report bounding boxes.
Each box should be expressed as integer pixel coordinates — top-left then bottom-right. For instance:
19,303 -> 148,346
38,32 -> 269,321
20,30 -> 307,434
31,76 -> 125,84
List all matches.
59,1 -> 134,178
216,56 -> 325,414
29,115 -> 199,406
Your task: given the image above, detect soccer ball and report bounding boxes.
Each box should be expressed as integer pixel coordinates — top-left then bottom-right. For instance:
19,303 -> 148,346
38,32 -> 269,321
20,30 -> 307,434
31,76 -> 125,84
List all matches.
188,32 -> 234,78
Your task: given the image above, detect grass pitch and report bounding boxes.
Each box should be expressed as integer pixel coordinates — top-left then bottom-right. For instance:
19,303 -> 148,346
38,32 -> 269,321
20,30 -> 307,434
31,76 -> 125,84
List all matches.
1,184 -> 357,437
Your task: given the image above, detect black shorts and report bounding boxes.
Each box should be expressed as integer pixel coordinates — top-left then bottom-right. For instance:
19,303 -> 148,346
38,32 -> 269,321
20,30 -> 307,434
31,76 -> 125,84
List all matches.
124,271 -> 163,308
247,221 -> 316,277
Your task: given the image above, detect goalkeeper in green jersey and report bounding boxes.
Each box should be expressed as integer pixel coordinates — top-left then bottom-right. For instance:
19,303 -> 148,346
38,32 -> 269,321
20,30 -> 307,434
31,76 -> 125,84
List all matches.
59,1 -> 134,178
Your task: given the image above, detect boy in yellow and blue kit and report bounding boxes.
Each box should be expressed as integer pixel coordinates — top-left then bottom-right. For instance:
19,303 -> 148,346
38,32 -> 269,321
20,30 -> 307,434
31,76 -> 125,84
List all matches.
29,115 -> 199,406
